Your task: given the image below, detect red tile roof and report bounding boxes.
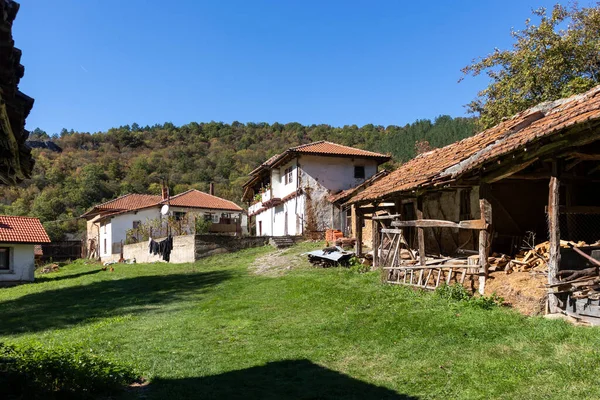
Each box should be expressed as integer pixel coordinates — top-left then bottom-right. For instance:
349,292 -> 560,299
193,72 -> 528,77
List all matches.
349,85 -> 600,204
291,141 -> 390,159
165,189 -> 242,212
0,216 -> 51,243
96,194 -> 163,212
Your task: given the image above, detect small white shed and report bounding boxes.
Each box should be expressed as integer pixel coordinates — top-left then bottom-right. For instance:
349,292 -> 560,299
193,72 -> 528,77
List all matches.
0,215 -> 50,283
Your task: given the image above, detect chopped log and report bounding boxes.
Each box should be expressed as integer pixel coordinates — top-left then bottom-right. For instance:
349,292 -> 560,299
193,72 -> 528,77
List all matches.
557,267 -> 598,281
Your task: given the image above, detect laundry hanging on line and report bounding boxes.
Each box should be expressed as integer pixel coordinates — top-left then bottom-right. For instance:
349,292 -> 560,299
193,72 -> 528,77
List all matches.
148,235 -> 174,262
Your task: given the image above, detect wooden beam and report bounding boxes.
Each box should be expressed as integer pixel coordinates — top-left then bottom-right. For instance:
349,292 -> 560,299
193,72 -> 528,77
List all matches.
483,158 -> 538,183
355,207 -> 363,256
371,214 -> 401,220
548,166 -> 561,313
567,152 -> 600,161
372,209 -> 379,268
478,185 -> 492,295
391,219 -> 488,230
416,197 -> 426,267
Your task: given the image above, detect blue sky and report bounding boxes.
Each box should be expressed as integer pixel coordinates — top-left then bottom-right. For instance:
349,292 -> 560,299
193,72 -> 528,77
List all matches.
14,0 -> 594,134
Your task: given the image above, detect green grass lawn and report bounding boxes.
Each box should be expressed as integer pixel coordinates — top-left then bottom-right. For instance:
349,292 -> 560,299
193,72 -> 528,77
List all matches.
1,242 -> 600,399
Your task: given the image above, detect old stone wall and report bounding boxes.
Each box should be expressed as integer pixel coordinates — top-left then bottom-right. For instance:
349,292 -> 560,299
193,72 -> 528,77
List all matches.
195,235 -> 271,259
123,235 -> 196,263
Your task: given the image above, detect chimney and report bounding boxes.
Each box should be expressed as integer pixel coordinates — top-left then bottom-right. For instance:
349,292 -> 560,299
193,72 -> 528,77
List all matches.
209,182 -> 215,196
161,184 -> 169,201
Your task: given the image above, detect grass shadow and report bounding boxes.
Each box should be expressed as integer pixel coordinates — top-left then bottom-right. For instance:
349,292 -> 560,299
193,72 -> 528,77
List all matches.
34,268 -> 103,283
140,359 -> 418,399
0,270 -> 231,335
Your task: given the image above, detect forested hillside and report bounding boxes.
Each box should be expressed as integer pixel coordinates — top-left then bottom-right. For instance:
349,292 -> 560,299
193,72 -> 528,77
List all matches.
0,116 -> 475,239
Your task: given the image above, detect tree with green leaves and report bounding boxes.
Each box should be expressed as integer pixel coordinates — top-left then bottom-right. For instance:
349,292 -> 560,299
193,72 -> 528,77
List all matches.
462,3 -> 600,129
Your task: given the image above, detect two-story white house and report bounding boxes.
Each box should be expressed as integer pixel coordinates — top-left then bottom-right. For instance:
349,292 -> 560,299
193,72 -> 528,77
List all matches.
242,141 -> 390,236
83,188 -> 245,261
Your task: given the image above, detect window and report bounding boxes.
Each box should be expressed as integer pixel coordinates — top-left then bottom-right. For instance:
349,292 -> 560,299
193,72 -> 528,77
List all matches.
0,248 -> 9,270
174,211 -> 186,221
284,166 -> 294,185
133,220 -> 141,229
354,166 -> 365,179
204,213 -> 212,222
103,238 -> 107,255
212,214 -> 220,223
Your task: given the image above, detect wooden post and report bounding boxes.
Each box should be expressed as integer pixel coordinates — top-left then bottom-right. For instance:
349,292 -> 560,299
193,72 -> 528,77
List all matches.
416,197 -> 426,266
355,207 -> 363,256
478,185 -> 492,295
372,218 -> 379,268
548,173 -> 561,313
416,197 -> 426,286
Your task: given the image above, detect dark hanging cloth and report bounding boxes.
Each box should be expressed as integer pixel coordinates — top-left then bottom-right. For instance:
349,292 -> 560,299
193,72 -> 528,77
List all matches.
162,235 -> 173,262
148,239 -> 160,255
152,235 -> 173,262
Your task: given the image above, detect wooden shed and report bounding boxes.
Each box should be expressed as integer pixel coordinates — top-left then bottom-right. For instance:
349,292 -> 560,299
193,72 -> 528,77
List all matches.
345,85 -> 600,324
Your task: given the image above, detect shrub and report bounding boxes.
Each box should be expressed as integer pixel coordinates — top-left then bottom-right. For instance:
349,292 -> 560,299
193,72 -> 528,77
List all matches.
435,283 -> 503,310
348,257 -> 371,273
0,342 -> 139,399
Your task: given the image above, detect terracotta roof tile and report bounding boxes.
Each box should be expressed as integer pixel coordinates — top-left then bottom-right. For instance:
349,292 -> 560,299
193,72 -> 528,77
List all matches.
94,194 -> 163,212
0,216 -> 51,243
350,86 -> 600,203
291,141 -> 390,159
165,189 -> 243,212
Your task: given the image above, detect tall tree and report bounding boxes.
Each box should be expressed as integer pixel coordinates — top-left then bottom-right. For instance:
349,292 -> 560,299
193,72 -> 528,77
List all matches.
462,4 -> 600,129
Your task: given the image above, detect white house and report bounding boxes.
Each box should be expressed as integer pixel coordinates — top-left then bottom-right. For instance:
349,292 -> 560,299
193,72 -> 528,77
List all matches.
0,215 -> 51,283
83,188 -> 245,262
242,141 -> 390,236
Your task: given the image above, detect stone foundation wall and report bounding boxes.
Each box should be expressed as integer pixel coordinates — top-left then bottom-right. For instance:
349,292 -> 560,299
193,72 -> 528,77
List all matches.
123,235 -> 196,263
122,235 -> 275,263
195,235 -> 271,259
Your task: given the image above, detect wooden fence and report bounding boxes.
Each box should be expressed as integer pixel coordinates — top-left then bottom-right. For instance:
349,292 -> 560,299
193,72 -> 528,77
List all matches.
40,240 -> 84,262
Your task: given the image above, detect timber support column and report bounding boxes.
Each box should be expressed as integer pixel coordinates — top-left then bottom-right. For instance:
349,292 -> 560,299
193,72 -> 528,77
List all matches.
355,206 -> 363,256
371,203 -> 379,268
478,185 -> 492,295
416,197 -> 426,266
548,162 -> 561,313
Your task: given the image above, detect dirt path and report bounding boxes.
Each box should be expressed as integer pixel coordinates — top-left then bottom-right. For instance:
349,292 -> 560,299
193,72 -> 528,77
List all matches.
251,248 -> 309,276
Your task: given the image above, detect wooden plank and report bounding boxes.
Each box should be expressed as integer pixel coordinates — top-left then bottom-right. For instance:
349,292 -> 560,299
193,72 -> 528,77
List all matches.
355,208 -> 363,256
424,268 -> 433,288
548,173 -> 561,313
391,219 -> 488,230
460,268 -> 467,284
484,158 -> 539,183
478,192 -> 492,295
382,265 -> 474,270
372,218 -> 379,268
568,152 -> 600,161
372,214 -> 402,220
446,267 -> 453,285
416,197 -> 426,272
555,205 -> 600,215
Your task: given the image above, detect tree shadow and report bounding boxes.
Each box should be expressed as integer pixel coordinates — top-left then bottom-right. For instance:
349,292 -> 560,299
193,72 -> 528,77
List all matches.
139,359 -> 418,400
34,268 -> 103,283
0,270 -> 231,335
